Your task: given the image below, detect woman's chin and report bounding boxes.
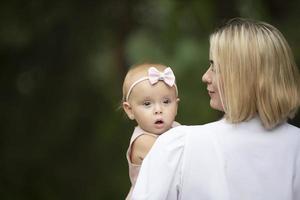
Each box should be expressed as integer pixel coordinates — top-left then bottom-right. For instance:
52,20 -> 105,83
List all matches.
210,100 -> 224,111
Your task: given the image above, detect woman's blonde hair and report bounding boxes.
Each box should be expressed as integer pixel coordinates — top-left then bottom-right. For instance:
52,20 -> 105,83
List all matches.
210,18 -> 300,129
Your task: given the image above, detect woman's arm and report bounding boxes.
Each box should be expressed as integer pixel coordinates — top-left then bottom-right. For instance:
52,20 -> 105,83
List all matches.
294,146 -> 300,200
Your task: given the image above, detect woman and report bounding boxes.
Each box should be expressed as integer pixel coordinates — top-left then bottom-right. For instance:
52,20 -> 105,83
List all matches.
131,18 -> 300,200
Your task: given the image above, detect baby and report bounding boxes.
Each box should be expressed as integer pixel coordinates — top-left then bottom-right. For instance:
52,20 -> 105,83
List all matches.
122,63 -> 180,199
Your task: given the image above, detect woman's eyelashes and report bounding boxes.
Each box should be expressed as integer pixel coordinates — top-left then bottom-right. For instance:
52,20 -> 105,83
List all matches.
209,60 -> 215,72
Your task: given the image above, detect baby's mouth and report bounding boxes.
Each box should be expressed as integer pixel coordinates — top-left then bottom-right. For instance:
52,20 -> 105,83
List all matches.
155,119 -> 164,124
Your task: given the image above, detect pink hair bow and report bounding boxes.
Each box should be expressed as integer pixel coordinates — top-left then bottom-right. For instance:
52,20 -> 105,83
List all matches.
148,67 -> 175,86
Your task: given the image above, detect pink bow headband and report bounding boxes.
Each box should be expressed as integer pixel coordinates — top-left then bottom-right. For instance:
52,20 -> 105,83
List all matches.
125,67 -> 178,101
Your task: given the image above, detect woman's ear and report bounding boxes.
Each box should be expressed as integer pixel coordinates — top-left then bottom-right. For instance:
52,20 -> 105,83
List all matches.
123,102 -> 135,120
176,98 -> 180,103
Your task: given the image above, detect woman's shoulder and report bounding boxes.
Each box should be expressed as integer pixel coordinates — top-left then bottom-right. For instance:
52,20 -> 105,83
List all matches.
283,122 -> 300,134
172,119 -> 227,135
279,122 -> 300,144
156,119 -> 226,147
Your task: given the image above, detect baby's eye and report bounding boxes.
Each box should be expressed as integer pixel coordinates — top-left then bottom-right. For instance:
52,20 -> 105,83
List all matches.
143,101 -> 151,106
163,99 -> 171,104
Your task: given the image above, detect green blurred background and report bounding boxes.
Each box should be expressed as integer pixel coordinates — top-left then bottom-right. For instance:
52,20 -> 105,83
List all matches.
1,0 -> 299,199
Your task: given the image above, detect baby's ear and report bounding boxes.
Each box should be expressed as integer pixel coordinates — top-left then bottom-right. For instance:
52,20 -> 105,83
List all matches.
123,102 -> 135,120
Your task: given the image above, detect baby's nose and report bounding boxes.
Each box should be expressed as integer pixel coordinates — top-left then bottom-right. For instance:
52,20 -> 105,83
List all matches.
154,104 -> 163,114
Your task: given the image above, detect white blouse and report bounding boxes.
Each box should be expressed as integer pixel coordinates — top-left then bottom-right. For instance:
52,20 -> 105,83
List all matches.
131,118 -> 300,200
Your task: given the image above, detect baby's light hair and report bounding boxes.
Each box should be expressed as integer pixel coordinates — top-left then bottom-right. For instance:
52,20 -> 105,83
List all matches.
122,63 -> 174,102
210,18 -> 300,129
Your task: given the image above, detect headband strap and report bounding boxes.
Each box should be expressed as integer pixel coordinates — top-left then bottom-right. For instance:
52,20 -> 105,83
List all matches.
125,67 -> 178,101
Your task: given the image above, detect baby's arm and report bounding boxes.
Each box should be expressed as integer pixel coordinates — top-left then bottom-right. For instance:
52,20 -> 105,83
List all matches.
130,134 -> 157,165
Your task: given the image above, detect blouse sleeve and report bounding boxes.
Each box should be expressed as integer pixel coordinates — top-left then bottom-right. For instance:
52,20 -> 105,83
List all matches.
294,144 -> 300,200
131,126 -> 186,200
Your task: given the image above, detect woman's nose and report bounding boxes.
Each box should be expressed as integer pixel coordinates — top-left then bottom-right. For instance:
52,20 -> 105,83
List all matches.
202,68 -> 212,83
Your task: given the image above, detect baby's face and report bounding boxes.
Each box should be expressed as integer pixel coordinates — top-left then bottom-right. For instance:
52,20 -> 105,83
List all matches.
128,80 -> 178,135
